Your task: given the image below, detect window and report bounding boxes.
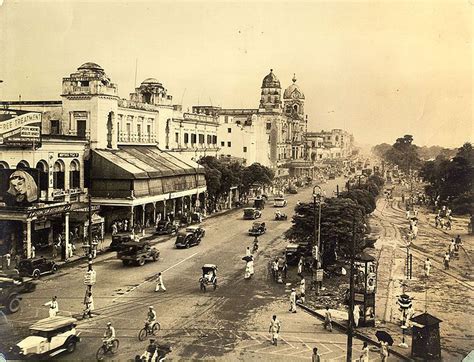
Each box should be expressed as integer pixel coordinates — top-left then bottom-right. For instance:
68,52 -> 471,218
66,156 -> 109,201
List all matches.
147,124 -> 151,136
227,141 -> 231,147
117,122 -> 120,141
207,135 -> 211,144
77,120 -> 86,137
199,134 -> 205,144
243,146 -> 247,153
266,122 -> 272,130
224,116 -> 228,123
126,124 -> 131,141
227,128 -> 231,133
312,141 -> 315,147
213,135 -> 217,144
137,124 -> 142,138
191,134 -> 197,144
184,133 -> 189,144
53,161 -> 65,189
175,132 -> 179,143
221,141 -> 225,147
50,120 -> 60,135
69,160 -> 80,189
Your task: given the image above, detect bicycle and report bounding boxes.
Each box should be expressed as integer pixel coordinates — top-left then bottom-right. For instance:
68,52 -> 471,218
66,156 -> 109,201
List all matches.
138,321 -> 161,341
96,339 -> 119,361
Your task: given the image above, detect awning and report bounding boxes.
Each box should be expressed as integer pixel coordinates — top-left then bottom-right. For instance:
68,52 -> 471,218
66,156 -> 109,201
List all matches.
92,146 -> 205,180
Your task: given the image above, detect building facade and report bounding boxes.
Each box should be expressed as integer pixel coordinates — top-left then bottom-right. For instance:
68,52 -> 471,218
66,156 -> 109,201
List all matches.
306,129 -> 354,162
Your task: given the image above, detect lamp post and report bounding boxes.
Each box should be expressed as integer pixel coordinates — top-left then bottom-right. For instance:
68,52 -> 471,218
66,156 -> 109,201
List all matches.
312,185 -> 323,294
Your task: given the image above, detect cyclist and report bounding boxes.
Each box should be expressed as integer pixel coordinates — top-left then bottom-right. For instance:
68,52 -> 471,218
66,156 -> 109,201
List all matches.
146,306 -> 157,331
103,322 -> 116,347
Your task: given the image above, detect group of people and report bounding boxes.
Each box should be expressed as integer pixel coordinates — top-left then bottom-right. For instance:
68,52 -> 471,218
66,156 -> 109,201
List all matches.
443,235 -> 463,270
271,252 -> 288,283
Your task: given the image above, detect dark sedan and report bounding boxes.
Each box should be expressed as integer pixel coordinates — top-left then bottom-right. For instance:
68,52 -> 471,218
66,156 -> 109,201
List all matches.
17,258 -> 58,279
175,232 -> 201,249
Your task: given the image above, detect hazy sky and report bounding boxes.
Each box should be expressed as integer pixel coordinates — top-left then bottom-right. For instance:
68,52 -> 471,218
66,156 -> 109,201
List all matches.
0,0 -> 472,147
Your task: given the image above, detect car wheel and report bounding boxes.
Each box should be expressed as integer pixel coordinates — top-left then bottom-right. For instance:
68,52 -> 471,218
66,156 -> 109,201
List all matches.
7,295 -> 21,314
186,243 -> 190,249
51,265 -> 58,273
32,269 -> 41,279
65,339 -> 76,353
138,258 -> 146,266
152,254 -> 158,262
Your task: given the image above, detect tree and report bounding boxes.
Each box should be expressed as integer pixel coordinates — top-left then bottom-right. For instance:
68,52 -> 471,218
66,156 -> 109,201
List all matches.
241,163 -> 274,195
339,189 -> 376,214
285,197 -> 367,266
383,135 -> 421,173
372,143 -> 392,159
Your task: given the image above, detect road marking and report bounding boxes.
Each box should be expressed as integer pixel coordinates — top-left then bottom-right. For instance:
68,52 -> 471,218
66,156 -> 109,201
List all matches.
162,251 -> 200,273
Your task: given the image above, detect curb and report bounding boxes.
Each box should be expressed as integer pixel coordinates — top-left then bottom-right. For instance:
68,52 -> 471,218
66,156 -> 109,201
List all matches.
297,302 -> 411,361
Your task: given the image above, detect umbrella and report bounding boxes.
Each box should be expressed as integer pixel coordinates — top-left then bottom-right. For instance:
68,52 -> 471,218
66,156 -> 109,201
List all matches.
375,330 -> 394,346
397,294 -> 412,309
242,255 -> 253,262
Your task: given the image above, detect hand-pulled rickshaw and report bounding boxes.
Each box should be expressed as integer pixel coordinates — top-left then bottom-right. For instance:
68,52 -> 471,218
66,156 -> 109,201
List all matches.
199,264 -> 217,292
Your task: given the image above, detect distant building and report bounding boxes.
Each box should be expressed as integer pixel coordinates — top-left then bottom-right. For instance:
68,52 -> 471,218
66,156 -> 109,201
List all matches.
306,129 -> 354,161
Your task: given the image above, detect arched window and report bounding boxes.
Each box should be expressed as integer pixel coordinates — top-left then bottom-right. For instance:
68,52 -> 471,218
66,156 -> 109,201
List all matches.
16,160 -> 30,169
0,161 -> 9,169
293,104 -> 298,113
36,160 -> 49,191
69,160 -> 80,189
53,160 -> 65,189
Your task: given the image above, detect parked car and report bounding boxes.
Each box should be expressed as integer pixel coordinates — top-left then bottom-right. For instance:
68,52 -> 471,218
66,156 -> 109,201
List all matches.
10,316 -> 81,359
185,226 -> 206,239
175,232 -> 201,249
110,232 -> 135,251
243,208 -> 262,220
285,243 -> 311,266
253,198 -> 265,210
248,222 -> 266,236
273,197 -> 288,207
117,241 -> 160,266
0,278 -> 23,314
18,258 -> 58,279
287,186 -> 298,194
155,220 -> 179,235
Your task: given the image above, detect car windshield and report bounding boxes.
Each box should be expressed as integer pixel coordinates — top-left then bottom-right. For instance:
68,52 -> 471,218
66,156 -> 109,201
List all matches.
176,234 -> 186,242
186,227 -> 196,232
275,198 -> 284,201
244,209 -> 255,214
252,222 -> 261,227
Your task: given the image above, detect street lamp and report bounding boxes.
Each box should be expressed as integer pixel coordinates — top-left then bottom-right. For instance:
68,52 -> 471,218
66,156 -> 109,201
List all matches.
312,185 -> 324,293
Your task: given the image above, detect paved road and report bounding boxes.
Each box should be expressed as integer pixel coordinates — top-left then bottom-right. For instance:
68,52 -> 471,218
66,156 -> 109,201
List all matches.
2,178 -> 364,361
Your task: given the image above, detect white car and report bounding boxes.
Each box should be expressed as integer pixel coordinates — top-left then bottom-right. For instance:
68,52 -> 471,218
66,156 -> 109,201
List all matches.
273,197 -> 288,207
12,316 -> 80,358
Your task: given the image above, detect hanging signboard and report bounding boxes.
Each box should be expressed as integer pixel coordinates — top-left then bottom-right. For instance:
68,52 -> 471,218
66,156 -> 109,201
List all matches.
0,110 -> 42,149
315,268 -> 324,281
0,168 -> 41,208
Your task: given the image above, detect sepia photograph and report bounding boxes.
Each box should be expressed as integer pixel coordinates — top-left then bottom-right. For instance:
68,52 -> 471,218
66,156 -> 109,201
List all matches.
0,0 -> 472,360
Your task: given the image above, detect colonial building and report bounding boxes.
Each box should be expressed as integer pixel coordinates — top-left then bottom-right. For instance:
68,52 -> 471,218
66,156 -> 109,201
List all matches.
306,129 -> 354,162
0,62 -> 210,260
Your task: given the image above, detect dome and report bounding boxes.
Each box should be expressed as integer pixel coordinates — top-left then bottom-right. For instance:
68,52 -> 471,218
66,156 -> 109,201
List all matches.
77,62 -> 104,73
283,74 -> 305,99
141,78 -> 162,85
261,69 -> 281,89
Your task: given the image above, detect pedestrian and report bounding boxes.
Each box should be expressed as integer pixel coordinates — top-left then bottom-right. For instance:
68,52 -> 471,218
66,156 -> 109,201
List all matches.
359,341 -> 369,362
31,245 -> 36,259
299,276 -> 306,303
424,258 -> 432,278
289,288 -> 297,313
83,292 -> 94,318
246,246 -> 251,257
312,347 -> 321,362
323,306 -> 332,332
67,242 -> 73,258
155,272 -> 166,292
444,252 -> 450,270
44,296 -> 59,318
112,223 -> 118,236
268,315 -> 281,346
5,253 -> 11,269
124,219 -> 128,232
455,235 -> 462,251
412,224 -> 418,239
272,258 -> 279,281
449,239 -> 455,257
297,256 -> 304,276
353,304 -> 360,328
380,340 -> 389,361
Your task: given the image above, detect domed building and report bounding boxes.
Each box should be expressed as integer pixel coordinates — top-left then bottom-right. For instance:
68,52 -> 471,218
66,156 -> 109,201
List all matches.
259,69 -> 282,112
283,74 -> 305,118
129,78 -> 172,106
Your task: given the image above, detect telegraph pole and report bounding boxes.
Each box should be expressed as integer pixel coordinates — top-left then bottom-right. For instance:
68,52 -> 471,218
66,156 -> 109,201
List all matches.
346,217 -> 356,362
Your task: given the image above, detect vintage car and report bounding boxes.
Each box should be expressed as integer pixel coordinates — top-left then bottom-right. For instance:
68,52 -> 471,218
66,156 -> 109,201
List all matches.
175,231 -> 201,249
0,277 -> 23,314
248,222 -> 266,236
18,258 -> 58,279
117,241 -> 160,266
273,197 -> 288,207
109,232 -> 135,251
0,272 -> 36,294
10,316 -> 81,358
285,243 -> 312,266
199,264 -> 217,292
155,220 -> 179,235
243,208 -> 262,220
286,186 -> 298,194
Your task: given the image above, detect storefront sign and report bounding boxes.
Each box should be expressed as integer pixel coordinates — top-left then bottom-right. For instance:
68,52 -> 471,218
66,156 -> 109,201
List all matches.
27,204 -> 72,219
34,220 -> 51,230
58,152 -> 79,158
74,205 -> 100,213
0,110 -> 42,148
52,190 -> 68,198
315,268 -> 324,282
354,293 -> 365,302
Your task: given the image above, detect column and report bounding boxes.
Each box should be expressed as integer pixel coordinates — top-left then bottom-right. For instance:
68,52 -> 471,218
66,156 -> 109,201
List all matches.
142,205 -> 146,226
153,202 -> 157,225
180,197 -> 184,214
130,206 -> 135,229
172,199 -> 176,218
65,212 -> 70,260
163,200 -> 167,220
195,192 -> 200,210
26,220 -> 32,259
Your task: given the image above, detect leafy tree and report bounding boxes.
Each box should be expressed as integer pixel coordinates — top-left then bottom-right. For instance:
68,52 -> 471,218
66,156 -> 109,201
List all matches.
372,143 -> 392,158
285,197 -> 367,266
384,135 -> 421,173
339,189 -> 376,214
241,163 -> 274,195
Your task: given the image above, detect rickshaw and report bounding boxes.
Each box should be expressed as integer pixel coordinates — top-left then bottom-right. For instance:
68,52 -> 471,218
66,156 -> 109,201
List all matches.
199,264 -> 217,292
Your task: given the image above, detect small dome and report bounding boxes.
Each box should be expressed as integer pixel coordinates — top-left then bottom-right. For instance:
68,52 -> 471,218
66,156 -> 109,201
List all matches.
78,62 -> 104,73
261,69 -> 281,89
141,78 -> 162,85
283,74 -> 305,99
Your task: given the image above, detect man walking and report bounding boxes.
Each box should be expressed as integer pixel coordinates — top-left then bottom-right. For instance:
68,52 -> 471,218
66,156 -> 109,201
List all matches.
449,239 -> 456,257
268,315 -> 281,346
297,256 -> 304,276
444,252 -> 450,270
155,272 -> 166,292
299,276 -> 306,303
323,306 -> 332,332
311,347 -> 321,362
289,288 -> 297,313
424,258 -> 432,278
